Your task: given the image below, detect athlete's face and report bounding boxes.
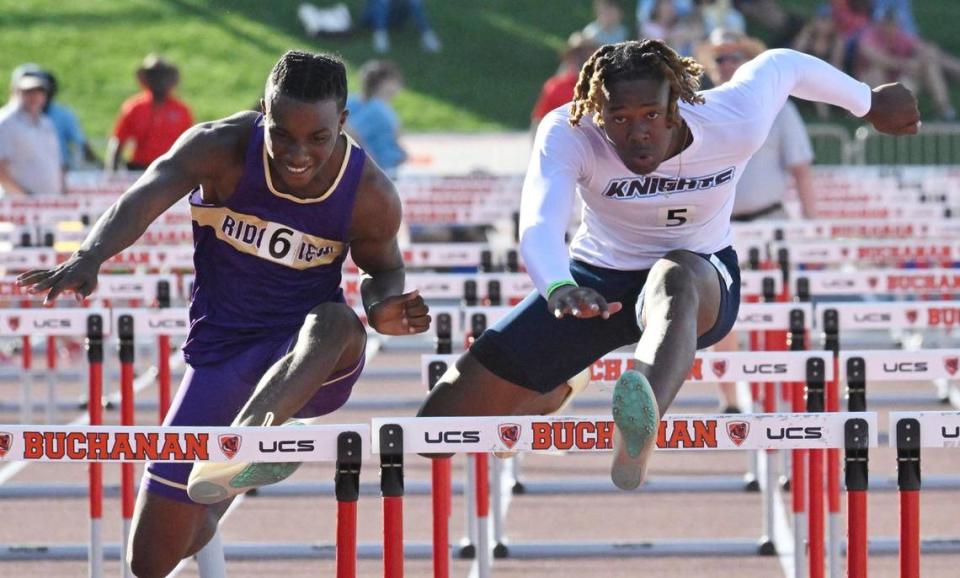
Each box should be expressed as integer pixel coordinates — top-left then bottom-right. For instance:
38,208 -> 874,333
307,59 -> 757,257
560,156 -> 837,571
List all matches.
600,78 -> 678,175
262,92 -> 347,189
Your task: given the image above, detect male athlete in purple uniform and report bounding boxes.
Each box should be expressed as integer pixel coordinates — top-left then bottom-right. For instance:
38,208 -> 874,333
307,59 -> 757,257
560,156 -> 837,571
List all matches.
17,50 -> 429,577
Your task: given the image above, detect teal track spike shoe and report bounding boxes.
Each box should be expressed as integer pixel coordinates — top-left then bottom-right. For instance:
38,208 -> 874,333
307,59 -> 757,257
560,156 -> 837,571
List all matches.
611,370 -> 660,491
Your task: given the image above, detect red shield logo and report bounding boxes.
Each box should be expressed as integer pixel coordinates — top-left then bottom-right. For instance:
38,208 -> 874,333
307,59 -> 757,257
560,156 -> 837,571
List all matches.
946,357 -> 958,376
867,277 -> 879,289
498,423 -> 521,449
906,310 -> 918,324
726,422 -> 749,447
711,360 -> 727,379
218,435 -> 241,459
840,247 -> 850,257
7,316 -> 19,332
0,432 -> 11,458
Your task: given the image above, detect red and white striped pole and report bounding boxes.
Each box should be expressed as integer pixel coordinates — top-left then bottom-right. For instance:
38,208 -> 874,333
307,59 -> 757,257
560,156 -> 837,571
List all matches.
431,458 -> 452,578
896,418 -> 921,578
806,357 -> 827,578
475,453 -> 491,577
335,432 -> 362,578
156,280 -> 172,422
86,314 -> 105,578
380,424 -> 404,578
845,358 -> 868,578
118,315 -> 135,578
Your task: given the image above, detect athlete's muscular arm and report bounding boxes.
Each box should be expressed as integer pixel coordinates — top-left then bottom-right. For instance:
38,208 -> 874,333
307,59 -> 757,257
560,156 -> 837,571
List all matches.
16,114 -> 250,303
349,163 -> 430,336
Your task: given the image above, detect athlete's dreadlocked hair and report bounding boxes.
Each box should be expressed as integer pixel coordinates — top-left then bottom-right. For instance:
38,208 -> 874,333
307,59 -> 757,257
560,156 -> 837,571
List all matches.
569,40 -> 705,127
266,50 -> 347,110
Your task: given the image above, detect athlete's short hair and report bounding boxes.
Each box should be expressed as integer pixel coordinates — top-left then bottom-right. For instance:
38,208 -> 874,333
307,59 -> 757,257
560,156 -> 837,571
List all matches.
569,39 -> 705,127
266,50 -> 347,110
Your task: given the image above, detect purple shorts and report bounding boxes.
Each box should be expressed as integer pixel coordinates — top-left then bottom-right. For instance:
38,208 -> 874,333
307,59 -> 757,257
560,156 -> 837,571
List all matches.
144,331 -> 364,503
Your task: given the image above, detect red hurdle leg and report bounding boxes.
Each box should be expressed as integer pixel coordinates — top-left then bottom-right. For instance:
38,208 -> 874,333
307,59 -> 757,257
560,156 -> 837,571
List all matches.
335,431 -> 362,578
896,418 -> 921,578
432,458 -> 452,578
157,335 -> 171,422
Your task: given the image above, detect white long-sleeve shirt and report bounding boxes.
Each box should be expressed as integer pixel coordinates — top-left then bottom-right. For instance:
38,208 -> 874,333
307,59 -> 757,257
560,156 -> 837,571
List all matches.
519,49 -> 872,297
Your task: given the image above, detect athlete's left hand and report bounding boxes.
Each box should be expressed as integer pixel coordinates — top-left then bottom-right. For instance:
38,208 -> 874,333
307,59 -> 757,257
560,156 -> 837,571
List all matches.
864,83 -> 921,136
369,289 -> 431,335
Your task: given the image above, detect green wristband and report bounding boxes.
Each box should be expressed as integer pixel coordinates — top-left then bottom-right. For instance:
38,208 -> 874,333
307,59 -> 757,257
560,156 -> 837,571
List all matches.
546,280 -> 578,299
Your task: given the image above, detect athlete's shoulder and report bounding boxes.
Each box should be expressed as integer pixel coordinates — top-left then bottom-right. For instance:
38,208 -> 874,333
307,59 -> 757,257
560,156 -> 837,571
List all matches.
170,111 -> 257,168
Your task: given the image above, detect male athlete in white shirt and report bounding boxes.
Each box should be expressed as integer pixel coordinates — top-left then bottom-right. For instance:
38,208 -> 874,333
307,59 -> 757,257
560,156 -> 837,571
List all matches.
417,40 -> 919,490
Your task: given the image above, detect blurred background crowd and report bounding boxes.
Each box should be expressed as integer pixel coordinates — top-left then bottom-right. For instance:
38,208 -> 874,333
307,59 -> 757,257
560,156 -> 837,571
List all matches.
1,0 -> 958,197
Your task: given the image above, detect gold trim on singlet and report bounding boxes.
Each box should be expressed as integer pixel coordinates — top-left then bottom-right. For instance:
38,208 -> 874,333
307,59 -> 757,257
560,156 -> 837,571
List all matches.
191,204 -> 345,270
262,133 -> 357,204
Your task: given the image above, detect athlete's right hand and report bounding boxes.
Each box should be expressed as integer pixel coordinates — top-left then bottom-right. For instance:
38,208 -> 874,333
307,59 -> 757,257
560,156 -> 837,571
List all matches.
547,286 -> 622,320
15,252 -> 101,305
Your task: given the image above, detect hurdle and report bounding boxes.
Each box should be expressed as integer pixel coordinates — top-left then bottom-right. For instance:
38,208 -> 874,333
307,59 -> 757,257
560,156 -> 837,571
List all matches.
369,411 -> 877,578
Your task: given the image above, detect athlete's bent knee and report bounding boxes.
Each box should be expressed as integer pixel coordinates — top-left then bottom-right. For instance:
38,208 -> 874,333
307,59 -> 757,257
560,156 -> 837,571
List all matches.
129,545 -> 183,578
303,302 -> 366,355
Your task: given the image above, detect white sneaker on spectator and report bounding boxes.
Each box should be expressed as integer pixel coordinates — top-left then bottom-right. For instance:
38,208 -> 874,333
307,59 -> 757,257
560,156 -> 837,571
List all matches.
421,30 -> 441,53
373,30 -> 390,53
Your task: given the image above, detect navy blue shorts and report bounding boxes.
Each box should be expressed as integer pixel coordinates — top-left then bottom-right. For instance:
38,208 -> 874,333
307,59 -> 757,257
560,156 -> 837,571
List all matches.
144,331 -> 364,503
470,247 -> 740,393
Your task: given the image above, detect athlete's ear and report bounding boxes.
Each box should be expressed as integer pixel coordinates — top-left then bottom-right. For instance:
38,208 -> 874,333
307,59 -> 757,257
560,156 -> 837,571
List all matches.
339,108 -> 349,131
259,98 -> 267,116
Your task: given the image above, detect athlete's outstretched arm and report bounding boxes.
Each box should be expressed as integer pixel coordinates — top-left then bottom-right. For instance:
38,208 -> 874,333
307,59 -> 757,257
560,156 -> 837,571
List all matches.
16,122 -> 232,303
733,48 -> 920,135
350,165 -> 429,336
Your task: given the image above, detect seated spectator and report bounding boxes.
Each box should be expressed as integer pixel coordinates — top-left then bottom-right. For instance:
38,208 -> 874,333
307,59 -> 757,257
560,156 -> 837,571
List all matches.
346,60 -> 407,178
641,0 -> 704,57
583,0 -> 629,46
637,0 -> 694,24
698,0 -> 745,36
792,5 -> 845,118
0,68 -> 62,196
733,0 -> 805,47
856,10 -> 956,120
872,0 -> 916,36
530,34 -> 599,126
108,55 -> 193,171
11,65 -> 101,170
365,0 -> 441,53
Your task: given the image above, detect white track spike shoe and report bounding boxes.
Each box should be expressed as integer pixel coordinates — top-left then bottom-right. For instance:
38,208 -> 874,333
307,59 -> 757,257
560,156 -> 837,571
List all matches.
187,413 -> 304,505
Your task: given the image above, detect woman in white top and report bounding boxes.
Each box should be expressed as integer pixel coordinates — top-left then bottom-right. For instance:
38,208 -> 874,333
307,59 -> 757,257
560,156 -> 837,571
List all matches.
417,39 -> 919,490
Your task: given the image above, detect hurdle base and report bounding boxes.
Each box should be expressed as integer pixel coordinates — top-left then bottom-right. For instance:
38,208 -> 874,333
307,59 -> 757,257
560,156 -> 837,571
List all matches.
757,538 -> 776,556
457,542 -> 476,559
493,543 -> 509,559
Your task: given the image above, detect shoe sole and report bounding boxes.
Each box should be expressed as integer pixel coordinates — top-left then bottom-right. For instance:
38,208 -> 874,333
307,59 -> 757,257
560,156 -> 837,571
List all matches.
188,461 -> 302,505
611,371 -> 659,491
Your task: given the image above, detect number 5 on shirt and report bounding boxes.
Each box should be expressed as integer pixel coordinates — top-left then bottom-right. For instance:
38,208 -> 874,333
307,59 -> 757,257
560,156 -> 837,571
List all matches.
659,206 -> 695,227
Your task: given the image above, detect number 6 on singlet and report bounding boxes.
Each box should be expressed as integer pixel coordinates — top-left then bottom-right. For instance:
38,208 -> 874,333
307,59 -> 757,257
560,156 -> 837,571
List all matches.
659,206 -> 695,227
257,223 -> 300,266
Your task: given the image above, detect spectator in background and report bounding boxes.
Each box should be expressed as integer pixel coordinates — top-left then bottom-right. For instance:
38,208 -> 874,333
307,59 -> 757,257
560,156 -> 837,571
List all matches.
365,0 -> 441,54
872,0 -> 916,36
792,5 -> 845,118
733,0 -> 805,47
108,54 -> 193,172
530,34 -> 599,126
582,0 -> 629,46
697,30 -> 815,412
346,60 -> 407,178
856,10 -> 957,120
11,65 -> 101,170
0,68 -> 62,196
640,0 -> 704,57
698,0 -> 745,36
